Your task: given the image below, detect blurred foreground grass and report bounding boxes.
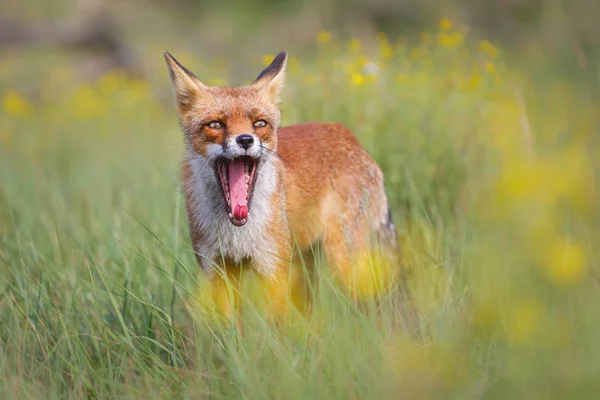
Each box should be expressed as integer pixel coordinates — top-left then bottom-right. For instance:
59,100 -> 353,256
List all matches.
1,19 -> 599,399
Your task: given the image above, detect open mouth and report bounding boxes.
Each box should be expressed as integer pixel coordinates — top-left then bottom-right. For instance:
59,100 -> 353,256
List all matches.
215,156 -> 258,226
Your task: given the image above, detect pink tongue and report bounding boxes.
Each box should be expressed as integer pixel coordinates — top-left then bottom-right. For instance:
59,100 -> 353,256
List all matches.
228,159 -> 248,220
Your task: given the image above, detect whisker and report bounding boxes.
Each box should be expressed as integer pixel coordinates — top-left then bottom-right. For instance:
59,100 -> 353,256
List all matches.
260,146 -> 301,177
171,152 -> 213,178
172,156 -> 190,175
261,151 -> 283,172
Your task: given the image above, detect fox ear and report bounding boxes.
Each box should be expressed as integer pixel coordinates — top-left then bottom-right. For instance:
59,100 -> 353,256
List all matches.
163,52 -> 206,111
252,52 -> 287,101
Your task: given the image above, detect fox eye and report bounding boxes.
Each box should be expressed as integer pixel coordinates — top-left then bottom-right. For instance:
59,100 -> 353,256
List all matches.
254,119 -> 268,128
208,121 -> 224,129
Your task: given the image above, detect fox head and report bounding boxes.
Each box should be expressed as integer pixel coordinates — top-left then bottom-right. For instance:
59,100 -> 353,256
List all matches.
164,51 -> 287,226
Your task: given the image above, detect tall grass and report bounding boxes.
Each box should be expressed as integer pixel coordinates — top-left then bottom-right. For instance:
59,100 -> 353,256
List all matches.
1,20 -> 598,398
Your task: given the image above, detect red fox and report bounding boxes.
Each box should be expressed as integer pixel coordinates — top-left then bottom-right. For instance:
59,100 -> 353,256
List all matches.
164,51 -> 401,321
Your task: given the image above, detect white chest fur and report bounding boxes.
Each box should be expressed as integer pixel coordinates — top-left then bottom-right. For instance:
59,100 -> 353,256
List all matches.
187,154 -> 280,278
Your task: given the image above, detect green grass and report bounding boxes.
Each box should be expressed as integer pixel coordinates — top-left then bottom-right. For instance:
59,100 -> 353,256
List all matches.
1,24 -> 599,399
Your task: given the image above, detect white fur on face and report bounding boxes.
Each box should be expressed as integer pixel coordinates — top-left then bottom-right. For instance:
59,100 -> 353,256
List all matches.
204,143 -> 224,161
223,134 -> 262,159
187,149 -> 280,278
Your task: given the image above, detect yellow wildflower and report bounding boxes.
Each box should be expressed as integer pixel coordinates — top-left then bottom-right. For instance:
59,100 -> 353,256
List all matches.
437,32 -> 463,48
96,70 -> 126,95
439,18 -> 453,31
459,74 -> 481,91
2,90 -> 34,118
261,54 -> 275,66
353,56 -> 366,67
71,85 -> 108,120
349,38 -> 362,53
479,40 -> 500,59
317,30 -> 331,44
484,61 -> 496,75
379,42 -> 394,60
494,159 -> 571,205
545,238 -> 586,285
351,72 -> 365,86
505,300 -> 540,344
365,74 -> 378,84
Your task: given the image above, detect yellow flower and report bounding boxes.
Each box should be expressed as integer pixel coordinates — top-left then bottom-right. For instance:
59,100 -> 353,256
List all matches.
484,61 -> 496,75
365,74 -> 378,84
338,248 -> 399,300
439,18 -> 453,31
349,38 -> 362,53
459,74 -> 481,91
2,90 -> 34,118
317,30 -> 331,44
261,54 -> 275,66
546,238 -> 586,285
505,300 -> 540,344
379,42 -> 394,60
71,85 -> 108,120
351,72 -> 365,86
494,155 -> 586,211
437,32 -> 463,48
96,70 -> 126,95
479,40 -> 500,59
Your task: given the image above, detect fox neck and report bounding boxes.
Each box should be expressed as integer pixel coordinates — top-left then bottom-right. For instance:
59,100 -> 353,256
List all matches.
187,149 -> 284,272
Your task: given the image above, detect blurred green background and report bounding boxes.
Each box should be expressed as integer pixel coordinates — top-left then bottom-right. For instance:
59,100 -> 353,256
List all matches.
2,0 -> 599,93
0,1 -> 599,399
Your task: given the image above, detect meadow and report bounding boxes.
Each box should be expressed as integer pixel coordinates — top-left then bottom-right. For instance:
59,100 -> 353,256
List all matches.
1,19 -> 599,399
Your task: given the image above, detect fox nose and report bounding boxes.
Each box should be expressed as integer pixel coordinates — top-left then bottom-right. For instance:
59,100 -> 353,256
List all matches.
236,134 -> 254,150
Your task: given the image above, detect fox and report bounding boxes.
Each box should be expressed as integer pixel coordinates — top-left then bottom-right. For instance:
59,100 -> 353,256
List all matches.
164,51 -> 405,323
